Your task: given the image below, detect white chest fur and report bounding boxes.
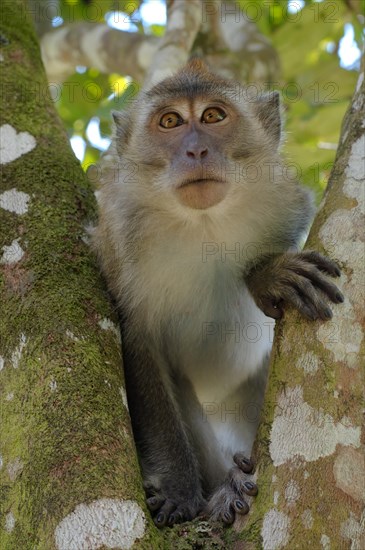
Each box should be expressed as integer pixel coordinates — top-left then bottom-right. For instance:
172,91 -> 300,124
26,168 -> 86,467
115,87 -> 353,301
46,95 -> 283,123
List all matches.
128,226 -> 274,404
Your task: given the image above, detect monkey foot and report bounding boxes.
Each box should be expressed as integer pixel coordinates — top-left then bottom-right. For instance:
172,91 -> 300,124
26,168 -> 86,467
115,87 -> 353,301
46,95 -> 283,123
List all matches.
205,452 -> 258,525
146,491 -> 205,528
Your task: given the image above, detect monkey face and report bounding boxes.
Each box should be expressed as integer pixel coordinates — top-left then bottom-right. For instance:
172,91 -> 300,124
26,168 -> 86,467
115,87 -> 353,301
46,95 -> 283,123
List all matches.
112,60 -> 282,214
149,99 -> 238,210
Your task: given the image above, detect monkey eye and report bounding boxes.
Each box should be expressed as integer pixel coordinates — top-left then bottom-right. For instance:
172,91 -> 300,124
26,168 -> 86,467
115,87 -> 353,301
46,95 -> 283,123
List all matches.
159,112 -> 184,129
201,107 -> 226,124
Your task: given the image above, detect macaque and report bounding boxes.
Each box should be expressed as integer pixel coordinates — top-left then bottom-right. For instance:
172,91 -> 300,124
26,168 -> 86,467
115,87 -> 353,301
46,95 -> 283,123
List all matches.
93,60 -> 343,527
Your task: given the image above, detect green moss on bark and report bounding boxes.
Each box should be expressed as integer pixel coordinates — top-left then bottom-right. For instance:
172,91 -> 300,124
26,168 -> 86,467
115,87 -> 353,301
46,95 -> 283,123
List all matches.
0,2 -> 162,548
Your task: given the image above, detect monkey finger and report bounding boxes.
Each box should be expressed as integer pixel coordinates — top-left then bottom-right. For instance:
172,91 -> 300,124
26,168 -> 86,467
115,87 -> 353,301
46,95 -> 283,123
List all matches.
303,269 -> 343,304
293,278 -> 334,320
260,298 -> 284,319
278,285 -> 321,320
287,263 -> 344,304
300,251 -> 341,277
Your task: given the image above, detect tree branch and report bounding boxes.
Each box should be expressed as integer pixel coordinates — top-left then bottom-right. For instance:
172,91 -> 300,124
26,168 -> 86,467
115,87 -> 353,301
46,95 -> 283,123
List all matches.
41,1 -> 280,86
41,22 -> 159,84
144,0 -> 202,87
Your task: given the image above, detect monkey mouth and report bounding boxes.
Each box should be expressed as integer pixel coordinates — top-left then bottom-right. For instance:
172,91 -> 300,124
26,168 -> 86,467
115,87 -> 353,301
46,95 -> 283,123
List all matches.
176,177 -> 229,210
179,177 -> 224,188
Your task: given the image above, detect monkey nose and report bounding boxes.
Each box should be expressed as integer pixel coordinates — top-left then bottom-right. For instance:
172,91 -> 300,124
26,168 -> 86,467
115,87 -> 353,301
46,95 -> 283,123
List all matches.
186,147 -> 209,160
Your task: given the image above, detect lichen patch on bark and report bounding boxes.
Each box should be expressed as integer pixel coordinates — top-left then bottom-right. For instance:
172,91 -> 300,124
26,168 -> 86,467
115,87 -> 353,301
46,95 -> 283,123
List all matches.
261,509 -> 290,550
317,311 -> 362,366
54,498 -> 146,550
269,386 -> 361,466
0,238 -> 25,264
10,333 -> 27,368
340,511 -> 365,548
333,447 -> 365,503
296,352 -> 320,374
98,317 -> 121,343
301,509 -> 313,529
119,386 -> 129,410
320,534 -> 331,549
0,188 -> 30,214
284,480 -> 300,506
5,512 -> 16,533
0,124 -> 36,164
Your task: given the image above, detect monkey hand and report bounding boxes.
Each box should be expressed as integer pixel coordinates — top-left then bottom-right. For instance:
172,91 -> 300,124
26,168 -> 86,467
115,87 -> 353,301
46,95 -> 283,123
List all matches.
205,453 -> 257,524
145,480 -> 206,528
246,250 -> 344,320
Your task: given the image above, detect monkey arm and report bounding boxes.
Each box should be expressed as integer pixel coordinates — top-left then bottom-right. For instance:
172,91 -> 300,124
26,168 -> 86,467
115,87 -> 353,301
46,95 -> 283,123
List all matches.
120,317 -> 205,527
245,250 -> 344,320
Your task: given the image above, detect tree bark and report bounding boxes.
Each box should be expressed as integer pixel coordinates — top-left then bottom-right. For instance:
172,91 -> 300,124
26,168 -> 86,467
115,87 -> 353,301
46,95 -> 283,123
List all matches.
41,22 -> 160,84
143,0 -> 202,87
0,1 -> 163,548
238,65 -> 365,549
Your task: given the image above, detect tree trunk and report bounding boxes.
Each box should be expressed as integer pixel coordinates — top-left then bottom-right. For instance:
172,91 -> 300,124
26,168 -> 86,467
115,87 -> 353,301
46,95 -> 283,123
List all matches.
0,2 -> 163,548
239,66 -> 365,549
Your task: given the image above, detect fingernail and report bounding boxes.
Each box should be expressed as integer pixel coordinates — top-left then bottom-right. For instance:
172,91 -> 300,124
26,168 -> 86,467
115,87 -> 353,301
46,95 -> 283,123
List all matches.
223,512 -> 233,524
156,513 -> 165,524
244,482 -> 255,490
168,514 -> 175,525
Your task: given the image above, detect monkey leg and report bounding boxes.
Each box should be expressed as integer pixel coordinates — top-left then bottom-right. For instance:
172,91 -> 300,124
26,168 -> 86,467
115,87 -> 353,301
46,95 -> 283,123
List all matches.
205,453 -> 258,524
121,321 -> 206,528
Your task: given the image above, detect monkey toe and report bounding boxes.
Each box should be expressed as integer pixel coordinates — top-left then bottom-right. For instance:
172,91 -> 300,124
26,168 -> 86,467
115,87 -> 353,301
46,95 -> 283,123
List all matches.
232,454 -> 258,497
229,465 -> 258,497
207,454 -> 257,524
167,510 -> 184,526
148,494 -> 205,527
146,495 -> 165,512
153,500 -> 176,527
233,452 -> 254,473
206,484 -> 250,524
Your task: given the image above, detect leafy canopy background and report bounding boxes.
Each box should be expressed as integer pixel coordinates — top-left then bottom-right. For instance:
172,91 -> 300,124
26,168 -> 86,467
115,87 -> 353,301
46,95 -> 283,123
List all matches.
53,0 -> 363,201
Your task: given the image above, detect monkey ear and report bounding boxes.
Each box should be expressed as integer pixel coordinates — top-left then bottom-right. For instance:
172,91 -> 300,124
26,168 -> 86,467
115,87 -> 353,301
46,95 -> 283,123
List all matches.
254,91 -> 282,148
112,110 -> 130,153
112,110 -> 129,136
